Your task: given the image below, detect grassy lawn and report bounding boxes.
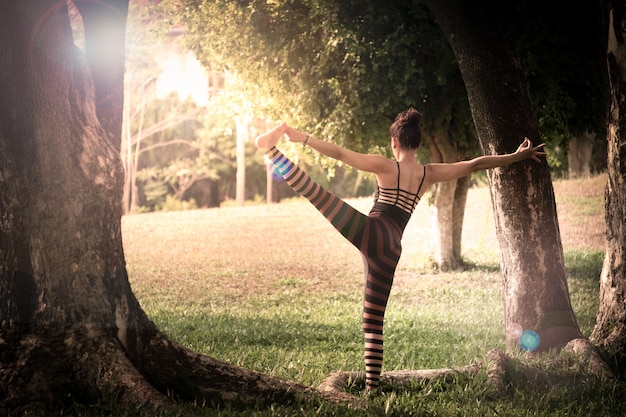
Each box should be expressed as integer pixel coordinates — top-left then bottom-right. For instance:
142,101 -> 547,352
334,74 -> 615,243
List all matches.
115,174 -> 623,416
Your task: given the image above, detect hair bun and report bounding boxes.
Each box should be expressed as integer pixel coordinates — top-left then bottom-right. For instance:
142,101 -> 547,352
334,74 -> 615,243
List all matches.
405,107 -> 422,126
390,107 -> 423,149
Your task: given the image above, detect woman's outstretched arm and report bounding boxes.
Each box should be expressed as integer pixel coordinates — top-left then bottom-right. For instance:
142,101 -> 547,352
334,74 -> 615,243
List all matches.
427,138 -> 546,184
284,125 -> 394,175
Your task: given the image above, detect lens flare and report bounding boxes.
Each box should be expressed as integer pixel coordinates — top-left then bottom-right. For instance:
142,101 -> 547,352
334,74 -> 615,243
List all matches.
519,329 -> 540,352
272,168 -> 285,182
255,149 -> 285,182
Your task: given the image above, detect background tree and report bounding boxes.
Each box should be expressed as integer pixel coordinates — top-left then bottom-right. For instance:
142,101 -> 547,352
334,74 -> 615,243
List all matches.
136,112 -> 240,210
122,8 -> 207,212
123,91 -> 203,211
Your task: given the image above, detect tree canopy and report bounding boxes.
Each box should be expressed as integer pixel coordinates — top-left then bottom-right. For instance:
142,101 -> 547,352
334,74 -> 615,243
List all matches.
177,0 -> 472,153
173,1 -> 606,165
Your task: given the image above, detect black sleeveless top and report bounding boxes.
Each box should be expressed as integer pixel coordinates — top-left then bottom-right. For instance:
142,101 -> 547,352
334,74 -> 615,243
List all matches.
370,163 -> 426,230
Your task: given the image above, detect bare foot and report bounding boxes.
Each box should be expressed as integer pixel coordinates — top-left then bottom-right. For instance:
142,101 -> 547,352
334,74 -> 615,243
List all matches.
255,123 -> 286,149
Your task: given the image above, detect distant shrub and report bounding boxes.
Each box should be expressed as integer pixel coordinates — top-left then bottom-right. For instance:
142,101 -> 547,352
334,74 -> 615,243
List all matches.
158,195 -> 198,212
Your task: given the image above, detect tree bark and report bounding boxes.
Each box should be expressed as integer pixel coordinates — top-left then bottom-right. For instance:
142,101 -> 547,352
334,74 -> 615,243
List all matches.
425,0 -> 583,352
428,174 -> 469,272
0,1 -> 353,413
0,0 -> 145,408
591,0 -> 626,372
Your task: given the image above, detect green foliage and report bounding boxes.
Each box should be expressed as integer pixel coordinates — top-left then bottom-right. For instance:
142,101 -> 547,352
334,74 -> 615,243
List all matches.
129,95 -> 242,211
158,0 -> 606,181
137,171 -> 170,211
176,0 -> 474,154
124,2 -> 260,212
161,194 -> 199,212
130,0 -> 609,206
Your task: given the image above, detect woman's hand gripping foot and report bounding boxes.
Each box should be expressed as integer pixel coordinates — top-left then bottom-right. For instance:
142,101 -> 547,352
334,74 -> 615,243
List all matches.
255,122 -> 286,149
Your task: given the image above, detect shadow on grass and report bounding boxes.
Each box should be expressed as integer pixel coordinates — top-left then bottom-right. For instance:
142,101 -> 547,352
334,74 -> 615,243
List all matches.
460,258 -> 500,273
461,249 -> 604,279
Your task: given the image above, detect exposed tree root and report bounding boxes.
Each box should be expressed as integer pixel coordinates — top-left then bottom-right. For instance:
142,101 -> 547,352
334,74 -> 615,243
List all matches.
564,338 -> 614,380
317,338 -> 616,398
318,364 -> 481,394
0,326 -> 174,415
137,330 -> 364,410
67,325 -> 173,412
488,339 -> 615,395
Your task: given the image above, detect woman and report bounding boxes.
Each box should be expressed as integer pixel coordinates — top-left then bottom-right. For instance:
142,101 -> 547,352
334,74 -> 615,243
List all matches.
255,108 -> 545,390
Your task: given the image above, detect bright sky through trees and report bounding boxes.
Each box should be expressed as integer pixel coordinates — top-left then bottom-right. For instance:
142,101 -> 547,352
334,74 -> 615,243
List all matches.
156,49 -> 209,107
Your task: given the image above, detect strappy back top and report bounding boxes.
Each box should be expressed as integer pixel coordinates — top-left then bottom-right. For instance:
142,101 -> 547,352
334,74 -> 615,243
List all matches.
376,162 -> 426,213
370,162 -> 426,230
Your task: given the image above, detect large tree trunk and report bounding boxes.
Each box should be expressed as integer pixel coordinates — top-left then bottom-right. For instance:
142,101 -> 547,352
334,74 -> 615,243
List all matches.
0,0 -> 152,408
425,0 -> 583,352
591,0 -> 626,373
0,1 -> 351,413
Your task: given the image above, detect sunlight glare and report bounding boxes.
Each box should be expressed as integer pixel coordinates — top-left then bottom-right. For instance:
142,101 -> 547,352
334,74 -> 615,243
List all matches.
156,51 -> 209,107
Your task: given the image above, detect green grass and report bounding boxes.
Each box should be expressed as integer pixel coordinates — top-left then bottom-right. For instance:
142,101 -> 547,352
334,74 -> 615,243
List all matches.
111,175 -> 625,416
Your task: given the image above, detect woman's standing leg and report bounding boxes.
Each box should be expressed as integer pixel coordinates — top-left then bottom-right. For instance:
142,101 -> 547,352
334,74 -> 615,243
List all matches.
358,218 -> 402,389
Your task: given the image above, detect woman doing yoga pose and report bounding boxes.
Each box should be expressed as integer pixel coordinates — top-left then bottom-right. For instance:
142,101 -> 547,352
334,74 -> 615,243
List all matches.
255,108 -> 545,390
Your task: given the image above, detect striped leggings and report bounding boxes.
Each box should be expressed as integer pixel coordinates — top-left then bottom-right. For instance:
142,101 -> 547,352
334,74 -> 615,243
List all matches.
266,147 -> 403,389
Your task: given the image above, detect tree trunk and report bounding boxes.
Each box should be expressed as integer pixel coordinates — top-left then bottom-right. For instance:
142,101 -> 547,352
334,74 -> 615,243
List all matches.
430,179 -> 469,271
567,132 -> 595,178
235,116 -> 250,206
453,175 -> 470,263
266,159 -> 274,203
208,179 -> 221,207
425,112 -> 470,271
425,0 -> 583,352
591,0 -> 626,372
0,1 -> 348,413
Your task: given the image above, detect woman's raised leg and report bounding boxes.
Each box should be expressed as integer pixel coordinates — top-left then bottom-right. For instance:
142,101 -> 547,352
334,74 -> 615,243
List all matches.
263,146 -> 367,245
